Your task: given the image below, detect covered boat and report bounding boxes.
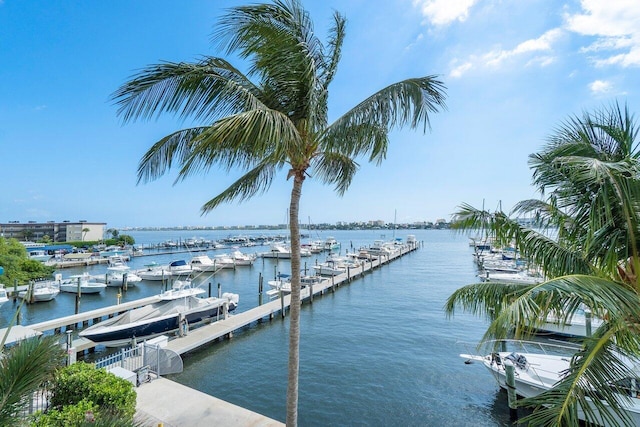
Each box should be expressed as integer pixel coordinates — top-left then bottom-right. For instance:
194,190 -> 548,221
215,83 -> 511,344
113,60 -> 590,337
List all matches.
79,284 -> 239,346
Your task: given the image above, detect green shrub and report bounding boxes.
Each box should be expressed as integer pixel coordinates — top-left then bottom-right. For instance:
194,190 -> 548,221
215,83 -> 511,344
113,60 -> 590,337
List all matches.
47,363 -> 136,421
30,399 -> 97,426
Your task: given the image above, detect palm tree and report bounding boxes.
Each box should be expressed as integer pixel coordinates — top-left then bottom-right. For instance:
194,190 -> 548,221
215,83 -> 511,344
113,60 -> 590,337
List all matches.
112,1 -> 446,424
0,334 -> 64,425
446,102 -> 640,426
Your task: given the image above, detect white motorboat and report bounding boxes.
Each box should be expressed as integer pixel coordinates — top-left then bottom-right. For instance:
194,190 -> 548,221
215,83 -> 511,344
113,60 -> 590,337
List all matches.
101,265 -> 142,287
158,280 -> 206,300
18,281 -> 60,302
231,249 -> 256,266
79,286 -> 239,347
167,259 -> 192,278
302,240 -> 324,254
482,270 -> 544,285
367,240 -> 399,258
261,242 -> 311,258
0,286 -> 8,308
211,254 -> 236,269
312,255 -> 360,276
189,255 -> 221,272
461,340 -> 640,426
267,274 -> 325,293
538,305 -> 605,337
59,273 -> 107,294
323,237 -> 341,251
136,263 -> 170,282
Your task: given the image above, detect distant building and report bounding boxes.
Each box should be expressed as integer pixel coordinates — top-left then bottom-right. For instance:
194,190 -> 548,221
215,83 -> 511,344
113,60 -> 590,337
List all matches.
0,220 -> 106,242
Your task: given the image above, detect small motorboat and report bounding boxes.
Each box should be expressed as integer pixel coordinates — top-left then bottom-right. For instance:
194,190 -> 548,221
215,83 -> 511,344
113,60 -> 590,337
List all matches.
59,273 -> 107,294
18,281 -> 60,302
101,265 -> 142,287
231,249 -> 256,266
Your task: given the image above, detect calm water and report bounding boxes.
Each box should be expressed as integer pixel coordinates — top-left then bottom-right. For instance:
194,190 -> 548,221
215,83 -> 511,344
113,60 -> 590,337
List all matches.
1,229 -> 512,426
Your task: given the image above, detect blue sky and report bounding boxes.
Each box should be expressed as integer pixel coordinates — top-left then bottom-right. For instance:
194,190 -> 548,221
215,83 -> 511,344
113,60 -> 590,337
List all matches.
1,0 -> 638,228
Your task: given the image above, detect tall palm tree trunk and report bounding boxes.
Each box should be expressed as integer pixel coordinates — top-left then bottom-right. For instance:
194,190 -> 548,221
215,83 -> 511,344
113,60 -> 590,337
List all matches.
286,174 -> 303,426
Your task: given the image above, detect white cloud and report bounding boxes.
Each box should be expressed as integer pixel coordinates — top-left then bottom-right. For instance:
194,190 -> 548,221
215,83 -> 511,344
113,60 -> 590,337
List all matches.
588,79 -> 613,94
449,61 -> 473,78
484,29 -> 563,67
565,0 -> 640,67
412,0 -> 478,26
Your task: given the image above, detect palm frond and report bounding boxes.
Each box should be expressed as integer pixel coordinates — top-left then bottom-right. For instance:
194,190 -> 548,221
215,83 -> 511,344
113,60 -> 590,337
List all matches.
200,159 -> 280,213
213,0 -> 325,126
136,127 -> 208,184
310,151 -> 359,195
326,77 -> 447,162
176,108 -> 302,180
112,58 -> 262,123
0,336 -> 64,423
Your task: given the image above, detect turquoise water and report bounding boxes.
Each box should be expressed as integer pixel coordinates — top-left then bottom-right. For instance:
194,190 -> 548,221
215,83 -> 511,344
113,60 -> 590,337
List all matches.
1,229 -> 512,426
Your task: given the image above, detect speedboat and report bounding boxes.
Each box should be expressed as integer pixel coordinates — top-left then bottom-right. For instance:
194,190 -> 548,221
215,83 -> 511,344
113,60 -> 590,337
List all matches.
261,242 -> 311,259
231,249 -> 256,266
537,305 -> 605,337
167,259 -> 192,278
211,254 -> 236,269
189,255 -> 220,272
102,265 -> 142,287
461,340 -> 640,426
482,270 -> 544,285
136,263 -> 170,281
323,237 -> 341,251
312,255 -> 360,276
267,274 -> 324,293
18,281 -> 60,302
158,280 -> 206,299
79,286 -> 239,347
59,273 -> 107,294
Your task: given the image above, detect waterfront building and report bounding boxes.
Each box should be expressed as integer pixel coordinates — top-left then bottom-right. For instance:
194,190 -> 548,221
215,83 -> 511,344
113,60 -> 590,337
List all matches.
0,220 -> 106,242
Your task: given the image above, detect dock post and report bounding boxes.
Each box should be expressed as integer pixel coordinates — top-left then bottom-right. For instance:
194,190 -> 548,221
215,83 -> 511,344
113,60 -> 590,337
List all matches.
309,282 -> 313,304
347,266 -> 351,283
280,290 -> 285,318
331,275 -> 335,293
75,294 -> 80,315
258,274 -> 263,306
123,273 -> 128,291
217,283 -> 221,299
208,282 -> 212,298
504,361 -> 518,421
28,281 -> 34,304
13,279 -> 17,302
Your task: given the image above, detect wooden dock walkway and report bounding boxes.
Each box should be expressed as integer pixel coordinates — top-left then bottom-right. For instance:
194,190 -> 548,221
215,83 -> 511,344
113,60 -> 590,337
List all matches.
164,244 -> 416,355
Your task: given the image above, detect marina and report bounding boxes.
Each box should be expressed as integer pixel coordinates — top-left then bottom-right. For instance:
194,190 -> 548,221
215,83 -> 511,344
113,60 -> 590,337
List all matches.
1,230 -> 513,426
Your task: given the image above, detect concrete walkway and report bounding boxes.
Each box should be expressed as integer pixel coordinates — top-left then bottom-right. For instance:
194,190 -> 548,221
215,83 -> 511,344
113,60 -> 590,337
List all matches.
135,377 -> 284,427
